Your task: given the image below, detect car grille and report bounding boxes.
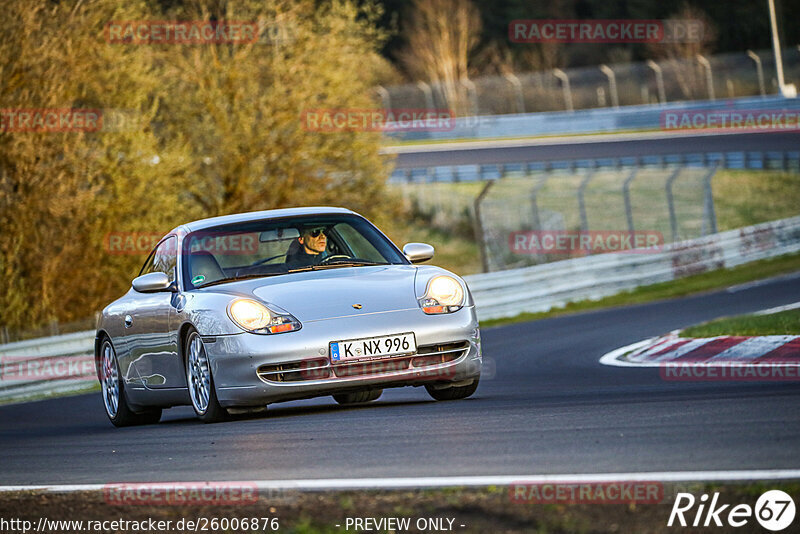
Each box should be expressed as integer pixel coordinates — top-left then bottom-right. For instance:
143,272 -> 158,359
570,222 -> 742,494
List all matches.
257,358 -> 331,382
411,341 -> 469,367
256,341 -> 469,383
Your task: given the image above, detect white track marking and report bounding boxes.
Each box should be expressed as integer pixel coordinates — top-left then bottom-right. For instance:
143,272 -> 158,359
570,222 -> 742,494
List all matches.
3,470 -> 800,493
598,339 -> 658,367
754,302 -> 800,316
726,272 -> 800,293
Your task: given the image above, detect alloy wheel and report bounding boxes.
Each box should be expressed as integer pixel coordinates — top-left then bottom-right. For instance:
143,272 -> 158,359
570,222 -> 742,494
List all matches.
187,333 -> 211,414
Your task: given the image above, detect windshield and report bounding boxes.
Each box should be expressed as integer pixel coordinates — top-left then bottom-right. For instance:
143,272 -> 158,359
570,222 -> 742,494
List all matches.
180,214 -> 407,289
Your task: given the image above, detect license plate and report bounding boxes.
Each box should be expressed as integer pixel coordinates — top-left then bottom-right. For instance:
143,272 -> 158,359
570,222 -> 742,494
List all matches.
330,332 -> 416,363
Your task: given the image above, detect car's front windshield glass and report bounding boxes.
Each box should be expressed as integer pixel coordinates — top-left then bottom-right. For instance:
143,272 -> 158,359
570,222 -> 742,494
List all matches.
181,214 -> 407,289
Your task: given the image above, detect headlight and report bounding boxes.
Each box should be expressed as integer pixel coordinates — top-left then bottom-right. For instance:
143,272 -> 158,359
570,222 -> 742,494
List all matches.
227,299 -> 301,334
420,275 -> 465,314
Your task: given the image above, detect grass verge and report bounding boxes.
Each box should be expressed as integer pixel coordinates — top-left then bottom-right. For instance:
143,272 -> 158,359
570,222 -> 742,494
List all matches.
0,383 -> 99,407
682,308 -> 800,337
481,252 -> 800,329
2,483 -> 797,533
713,170 -> 800,231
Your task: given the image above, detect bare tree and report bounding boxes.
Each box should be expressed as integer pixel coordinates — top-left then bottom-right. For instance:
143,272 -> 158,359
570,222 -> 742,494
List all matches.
647,4 -> 717,100
398,0 -> 482,115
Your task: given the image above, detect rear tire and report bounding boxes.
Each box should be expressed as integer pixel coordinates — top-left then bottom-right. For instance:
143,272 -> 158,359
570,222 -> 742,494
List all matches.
100,337 -> 162,427
185,329 -> 228,423
333,389 -> 382,405
425,378 -> 479,401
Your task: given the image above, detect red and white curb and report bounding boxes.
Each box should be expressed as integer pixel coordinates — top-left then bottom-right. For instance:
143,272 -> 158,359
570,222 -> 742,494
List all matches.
600,332 -> 800,368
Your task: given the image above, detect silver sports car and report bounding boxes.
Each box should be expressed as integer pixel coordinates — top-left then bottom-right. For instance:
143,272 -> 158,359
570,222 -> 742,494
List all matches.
96,207 -> 482,425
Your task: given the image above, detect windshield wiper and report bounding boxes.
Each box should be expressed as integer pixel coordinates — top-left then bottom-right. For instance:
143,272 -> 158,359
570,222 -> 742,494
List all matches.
287,260 -> 384,273
195,271 -> 285,289
320,259 -> 383,267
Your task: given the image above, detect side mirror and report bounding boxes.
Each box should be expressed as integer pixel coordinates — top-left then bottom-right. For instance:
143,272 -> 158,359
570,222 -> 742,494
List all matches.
402,242 -> 435,264
132,272 -> 172,293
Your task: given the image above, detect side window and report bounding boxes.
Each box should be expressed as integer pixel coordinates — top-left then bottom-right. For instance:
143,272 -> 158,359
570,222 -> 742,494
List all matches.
139,236 -> 177,282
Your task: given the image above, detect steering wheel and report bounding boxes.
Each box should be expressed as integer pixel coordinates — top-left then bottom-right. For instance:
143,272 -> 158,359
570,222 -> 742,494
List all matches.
250,254 -> 286,266
319,254 -> 352,265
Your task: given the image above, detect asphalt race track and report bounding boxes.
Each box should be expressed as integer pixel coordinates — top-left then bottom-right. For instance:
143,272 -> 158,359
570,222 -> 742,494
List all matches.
1,273 -> 799,485
392,131 -> 800,168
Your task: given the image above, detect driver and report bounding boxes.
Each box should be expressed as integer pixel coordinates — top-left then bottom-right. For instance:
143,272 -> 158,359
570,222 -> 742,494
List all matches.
285,226 -> 327,267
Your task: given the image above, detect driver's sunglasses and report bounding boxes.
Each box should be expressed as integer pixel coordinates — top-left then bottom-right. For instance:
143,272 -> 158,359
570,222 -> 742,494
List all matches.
306,228 -> 325,238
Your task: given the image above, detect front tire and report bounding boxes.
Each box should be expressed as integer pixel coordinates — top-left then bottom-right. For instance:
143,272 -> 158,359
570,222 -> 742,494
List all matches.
333,389 -> 382,405
185,329 -> 228,423
425,378 -> 479,401
100,338 -> 161,427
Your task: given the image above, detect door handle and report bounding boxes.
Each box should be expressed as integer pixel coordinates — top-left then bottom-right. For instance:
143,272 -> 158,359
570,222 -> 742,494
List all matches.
124,315 -> 133,328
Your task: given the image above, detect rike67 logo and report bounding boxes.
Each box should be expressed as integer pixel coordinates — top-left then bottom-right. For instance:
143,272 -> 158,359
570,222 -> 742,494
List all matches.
668,490 -> 796,531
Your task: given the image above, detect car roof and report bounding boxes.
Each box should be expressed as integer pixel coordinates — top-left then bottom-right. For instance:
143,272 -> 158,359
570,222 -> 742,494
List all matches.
174,206 -> 357,234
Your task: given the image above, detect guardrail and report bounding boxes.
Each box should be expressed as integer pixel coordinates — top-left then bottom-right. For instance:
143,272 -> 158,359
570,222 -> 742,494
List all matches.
2,215 -> 799,401
0,330 -> 96,403
389,95 -> 800,142
465,215 -> 800,320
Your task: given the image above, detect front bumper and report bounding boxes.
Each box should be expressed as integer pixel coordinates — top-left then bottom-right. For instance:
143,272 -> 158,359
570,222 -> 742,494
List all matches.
204,306 -> 481,407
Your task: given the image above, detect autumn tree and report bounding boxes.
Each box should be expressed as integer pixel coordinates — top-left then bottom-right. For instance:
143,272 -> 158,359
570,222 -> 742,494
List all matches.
0,0 -> 396,333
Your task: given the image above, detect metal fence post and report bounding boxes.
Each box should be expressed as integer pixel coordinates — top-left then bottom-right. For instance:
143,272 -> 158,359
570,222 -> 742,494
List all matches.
577,167 -> 596,233
746,50 -> 766,97
504,73 -> 526,114
416,81 -> 435,110
599,64 -> 619,108
696,54 -> 715,100
665,168 -> 683,242
646,60 -> 667,104
702,165 -> 719,235
461,76 -> 479,117
473,180 -> 496,273
376,85 -> 391,110
530,170 -> 550,230
622,167 -> 639,233
553,68 -> 573,112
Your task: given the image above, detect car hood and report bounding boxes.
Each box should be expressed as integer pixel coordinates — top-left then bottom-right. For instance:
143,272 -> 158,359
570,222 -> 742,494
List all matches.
215,265 -> 422,322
